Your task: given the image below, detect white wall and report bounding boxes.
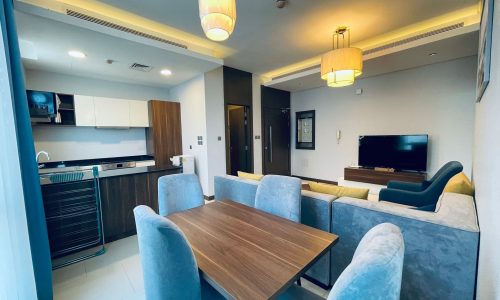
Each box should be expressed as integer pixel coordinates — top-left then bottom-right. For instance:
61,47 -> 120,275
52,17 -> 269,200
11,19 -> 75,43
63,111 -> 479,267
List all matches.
204,67 -> 226,196
170,75 -> 210,194
291,56 -> 477,181
474,1 -> 500,298
252,74 -> 263,173
25,69 -> 170,100
170,68 -> 227,197
24,69 -> 171,162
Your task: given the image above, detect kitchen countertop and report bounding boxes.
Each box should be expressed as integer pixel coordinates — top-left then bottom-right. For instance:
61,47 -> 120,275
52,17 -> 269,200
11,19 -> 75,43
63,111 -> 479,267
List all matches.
39,155 -> 183,185
98,165 -> 182,178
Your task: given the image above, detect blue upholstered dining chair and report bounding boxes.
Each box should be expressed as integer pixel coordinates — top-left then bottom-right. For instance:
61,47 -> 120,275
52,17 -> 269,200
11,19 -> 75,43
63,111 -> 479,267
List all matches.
133,205 -> 223,300
254,175 -> 302,222
158,173 -> 204,216
279,223 -> 405,300
379,161 -> 463,209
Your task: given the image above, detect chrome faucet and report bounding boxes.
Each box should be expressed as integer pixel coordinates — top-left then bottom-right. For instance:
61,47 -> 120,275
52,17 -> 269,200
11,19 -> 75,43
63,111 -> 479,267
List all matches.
36,151 -> 50,168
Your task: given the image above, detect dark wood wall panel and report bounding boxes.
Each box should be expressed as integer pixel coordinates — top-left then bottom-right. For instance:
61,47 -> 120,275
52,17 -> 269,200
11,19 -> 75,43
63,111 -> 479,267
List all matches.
223,66 -> 254,174
261,86 -> 290,109
146,100 -> 182,167
223,66 -> 252,106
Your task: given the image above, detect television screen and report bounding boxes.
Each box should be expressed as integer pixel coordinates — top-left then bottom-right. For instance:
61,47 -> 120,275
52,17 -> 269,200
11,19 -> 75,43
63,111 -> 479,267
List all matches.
358,135 -> 428,172
27,90 -> 56,117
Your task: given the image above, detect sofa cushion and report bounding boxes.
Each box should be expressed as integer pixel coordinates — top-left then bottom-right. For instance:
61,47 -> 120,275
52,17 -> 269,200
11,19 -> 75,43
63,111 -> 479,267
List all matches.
443,172 -> 474,196
310,182 -> 369,200
237,171 -> 264,181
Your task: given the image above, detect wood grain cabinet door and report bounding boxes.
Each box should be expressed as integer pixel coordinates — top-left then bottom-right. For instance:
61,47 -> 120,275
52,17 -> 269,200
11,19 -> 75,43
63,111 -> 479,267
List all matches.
99,173 -> 148,242
147,100 -> 182,167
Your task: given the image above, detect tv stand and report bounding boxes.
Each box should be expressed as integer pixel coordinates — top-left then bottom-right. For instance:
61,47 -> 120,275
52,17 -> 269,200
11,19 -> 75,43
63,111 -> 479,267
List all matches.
344,167 -> 426,185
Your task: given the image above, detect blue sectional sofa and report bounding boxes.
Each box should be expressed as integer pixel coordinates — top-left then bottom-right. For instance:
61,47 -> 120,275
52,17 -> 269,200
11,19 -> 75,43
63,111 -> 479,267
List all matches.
331,193 -> 479,300
214,175 -> 480,299
214,175 -> 337,286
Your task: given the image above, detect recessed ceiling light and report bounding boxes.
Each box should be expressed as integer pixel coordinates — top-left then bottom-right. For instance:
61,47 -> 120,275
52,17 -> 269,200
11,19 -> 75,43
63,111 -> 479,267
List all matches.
160,69 -> 172,76
68,50 -> 86,59
429,52 -> 438,56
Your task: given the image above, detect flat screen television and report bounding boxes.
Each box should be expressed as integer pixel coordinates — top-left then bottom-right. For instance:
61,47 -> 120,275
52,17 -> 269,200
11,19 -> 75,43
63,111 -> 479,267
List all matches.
358,135 -> 428,172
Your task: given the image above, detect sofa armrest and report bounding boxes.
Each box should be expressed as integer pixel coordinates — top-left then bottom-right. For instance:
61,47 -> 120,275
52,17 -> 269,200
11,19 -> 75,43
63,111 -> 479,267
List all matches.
386,180 -> 424,192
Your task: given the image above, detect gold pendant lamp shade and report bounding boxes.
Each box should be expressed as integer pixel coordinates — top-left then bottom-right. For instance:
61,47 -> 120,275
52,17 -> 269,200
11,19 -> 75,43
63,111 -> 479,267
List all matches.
199,0 -> 237,42
320,27 -> 363,87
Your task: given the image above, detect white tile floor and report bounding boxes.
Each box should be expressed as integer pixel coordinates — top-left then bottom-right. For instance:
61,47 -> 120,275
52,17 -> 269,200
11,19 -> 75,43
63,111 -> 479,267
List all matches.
53,235 -> 331,299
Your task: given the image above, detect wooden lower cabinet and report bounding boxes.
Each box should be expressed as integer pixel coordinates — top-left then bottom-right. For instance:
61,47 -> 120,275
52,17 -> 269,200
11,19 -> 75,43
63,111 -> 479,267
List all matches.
100,169 -> 181,242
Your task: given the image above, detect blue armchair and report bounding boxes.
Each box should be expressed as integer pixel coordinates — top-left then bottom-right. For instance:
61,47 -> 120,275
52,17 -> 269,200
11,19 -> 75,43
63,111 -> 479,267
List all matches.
379,161 -> 463,208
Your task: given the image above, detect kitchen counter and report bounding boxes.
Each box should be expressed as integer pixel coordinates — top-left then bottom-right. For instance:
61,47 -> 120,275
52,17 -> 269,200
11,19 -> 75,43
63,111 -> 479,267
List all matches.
97,165 -> 182,178
38,155 -> 182,185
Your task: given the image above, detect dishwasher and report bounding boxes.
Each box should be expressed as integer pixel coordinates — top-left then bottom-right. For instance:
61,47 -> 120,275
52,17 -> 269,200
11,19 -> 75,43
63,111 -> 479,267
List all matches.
40,167 -> 105,269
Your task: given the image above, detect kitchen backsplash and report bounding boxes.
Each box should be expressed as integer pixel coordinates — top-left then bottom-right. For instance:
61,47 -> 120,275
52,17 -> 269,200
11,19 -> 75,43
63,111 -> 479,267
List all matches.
32,126 -> 147,162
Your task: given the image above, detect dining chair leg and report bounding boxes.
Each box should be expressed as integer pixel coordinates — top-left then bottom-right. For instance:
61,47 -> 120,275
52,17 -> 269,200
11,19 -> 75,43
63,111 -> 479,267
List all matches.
297,277 -> 302,286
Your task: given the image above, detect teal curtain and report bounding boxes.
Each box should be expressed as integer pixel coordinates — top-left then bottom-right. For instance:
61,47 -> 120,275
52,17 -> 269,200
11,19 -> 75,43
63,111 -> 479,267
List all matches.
0,0 -> 53,299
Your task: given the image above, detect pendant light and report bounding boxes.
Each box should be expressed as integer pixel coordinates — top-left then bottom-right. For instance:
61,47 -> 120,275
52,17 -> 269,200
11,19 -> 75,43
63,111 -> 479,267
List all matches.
320,26 -> 363,88
199,0 -> 237,42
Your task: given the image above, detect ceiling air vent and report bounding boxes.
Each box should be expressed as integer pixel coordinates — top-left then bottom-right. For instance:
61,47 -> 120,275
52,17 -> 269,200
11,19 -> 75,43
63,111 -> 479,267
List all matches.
66,9 -> 188,49
129,63 -> 153,72
362,22 -> 465,56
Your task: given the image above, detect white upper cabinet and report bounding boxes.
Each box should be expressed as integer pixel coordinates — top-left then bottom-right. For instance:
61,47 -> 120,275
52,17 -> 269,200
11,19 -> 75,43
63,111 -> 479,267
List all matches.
129,100 -> 150,127
73,96 -> 150,128
74,95 -> 96,126
94,97 -> 131,128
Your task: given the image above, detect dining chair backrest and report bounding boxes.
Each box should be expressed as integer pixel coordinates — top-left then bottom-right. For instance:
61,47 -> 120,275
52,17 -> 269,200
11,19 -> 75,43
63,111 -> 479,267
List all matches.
254,175 -> 302,222
327,223 -> 405,300
158,173 -> 204,216
134,205 -> 201,300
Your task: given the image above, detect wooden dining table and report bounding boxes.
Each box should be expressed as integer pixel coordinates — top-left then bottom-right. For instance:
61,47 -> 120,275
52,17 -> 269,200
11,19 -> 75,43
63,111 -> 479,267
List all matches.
166,200 -> 339,300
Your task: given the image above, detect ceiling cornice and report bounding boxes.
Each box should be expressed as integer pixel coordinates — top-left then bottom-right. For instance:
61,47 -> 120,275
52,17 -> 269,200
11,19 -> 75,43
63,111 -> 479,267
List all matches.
15,0 -> 235,59
261,4 -> 481,82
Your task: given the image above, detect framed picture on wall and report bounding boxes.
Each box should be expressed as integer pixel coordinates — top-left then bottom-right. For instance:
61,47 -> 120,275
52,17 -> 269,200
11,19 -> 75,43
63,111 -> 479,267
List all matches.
477,0 -> 494,102
296,110 -> 315,150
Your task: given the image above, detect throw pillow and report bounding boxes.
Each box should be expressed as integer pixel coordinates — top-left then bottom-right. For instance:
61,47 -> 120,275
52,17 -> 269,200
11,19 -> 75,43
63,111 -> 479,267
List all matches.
237,171 -> 264,181
443,172 -> 474,196
309,182 -> 369,200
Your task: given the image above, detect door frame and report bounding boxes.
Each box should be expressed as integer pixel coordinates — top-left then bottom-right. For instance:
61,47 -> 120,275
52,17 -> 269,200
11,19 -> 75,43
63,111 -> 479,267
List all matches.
224,103 -> 254,175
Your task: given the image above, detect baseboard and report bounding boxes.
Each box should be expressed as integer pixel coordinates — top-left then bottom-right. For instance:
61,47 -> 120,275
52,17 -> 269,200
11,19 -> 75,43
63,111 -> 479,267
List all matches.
204,195 -> 215,200
293,175 -> 338,185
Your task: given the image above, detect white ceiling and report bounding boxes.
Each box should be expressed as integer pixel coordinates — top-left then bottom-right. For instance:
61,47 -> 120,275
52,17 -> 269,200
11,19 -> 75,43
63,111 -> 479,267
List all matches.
15,11 -> 222,88
99,0 -> 479,74
267,30 -> 479,92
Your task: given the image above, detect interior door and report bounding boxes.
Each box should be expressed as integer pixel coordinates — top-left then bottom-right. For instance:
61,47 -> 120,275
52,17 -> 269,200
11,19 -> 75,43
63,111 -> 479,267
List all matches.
228,105 -> 251,175
263,108 -> 290,175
